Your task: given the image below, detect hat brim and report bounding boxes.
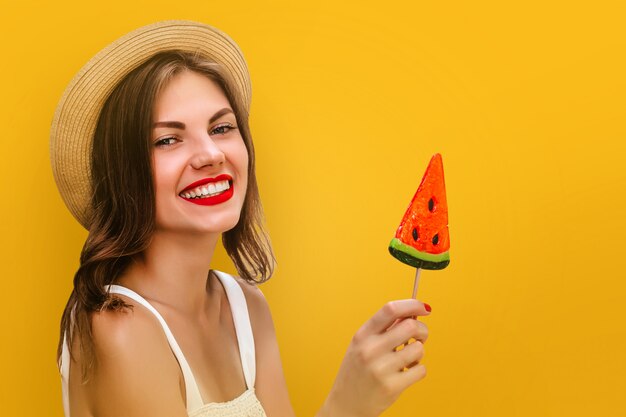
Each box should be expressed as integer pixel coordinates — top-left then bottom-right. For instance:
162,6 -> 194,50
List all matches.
50,20 -> 252,229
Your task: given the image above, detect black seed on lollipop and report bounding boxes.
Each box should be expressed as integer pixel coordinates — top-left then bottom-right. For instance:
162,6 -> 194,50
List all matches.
432,233 -> 439,245
412,227 -> 419,241
428,198 -> 435,212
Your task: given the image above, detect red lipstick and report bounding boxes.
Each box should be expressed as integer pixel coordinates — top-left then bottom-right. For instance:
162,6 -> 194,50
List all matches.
181,174 -> 233,192
180,174 -> 234,206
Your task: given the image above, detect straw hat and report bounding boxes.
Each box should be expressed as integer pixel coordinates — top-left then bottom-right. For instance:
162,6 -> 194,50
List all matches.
49,20 -> 252,229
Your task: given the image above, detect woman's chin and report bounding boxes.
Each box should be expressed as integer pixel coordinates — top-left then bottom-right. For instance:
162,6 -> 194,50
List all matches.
156,214 -> 241,235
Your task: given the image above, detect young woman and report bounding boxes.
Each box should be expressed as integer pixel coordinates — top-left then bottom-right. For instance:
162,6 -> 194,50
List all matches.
51,21 -> 430,417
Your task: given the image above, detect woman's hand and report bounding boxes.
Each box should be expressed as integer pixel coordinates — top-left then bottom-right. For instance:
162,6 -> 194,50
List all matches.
318,299 -> 430,417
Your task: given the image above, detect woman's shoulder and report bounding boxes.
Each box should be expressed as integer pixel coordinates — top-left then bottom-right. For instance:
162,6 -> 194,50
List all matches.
84,294 -> 187,416
224,273 -> 275,336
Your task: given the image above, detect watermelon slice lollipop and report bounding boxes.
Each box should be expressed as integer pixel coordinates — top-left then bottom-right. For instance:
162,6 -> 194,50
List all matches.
389,153 -> 450,297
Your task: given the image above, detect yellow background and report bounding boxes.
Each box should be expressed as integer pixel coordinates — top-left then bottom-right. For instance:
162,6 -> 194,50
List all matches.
1,0 -> 625,415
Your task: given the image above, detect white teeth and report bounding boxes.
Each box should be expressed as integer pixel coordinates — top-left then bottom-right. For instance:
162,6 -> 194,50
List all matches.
181,179 -> 232,199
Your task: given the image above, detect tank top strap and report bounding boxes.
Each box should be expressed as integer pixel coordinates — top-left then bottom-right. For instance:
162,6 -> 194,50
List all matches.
211,270 -> 257,389
60,320 -> 72,417
105,284 -> 205,413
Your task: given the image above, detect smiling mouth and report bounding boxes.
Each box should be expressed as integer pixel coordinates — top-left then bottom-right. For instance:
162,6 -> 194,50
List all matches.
179,179 -> 233,199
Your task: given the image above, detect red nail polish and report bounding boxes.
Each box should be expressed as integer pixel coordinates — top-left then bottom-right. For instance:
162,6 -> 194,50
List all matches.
424,303 -> 432,312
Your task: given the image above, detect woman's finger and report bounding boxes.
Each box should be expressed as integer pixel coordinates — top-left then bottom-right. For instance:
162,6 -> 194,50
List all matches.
384,318 -> 429,349
374,339 -> 424,374
358,300 -> 431,337
394,363 -> 428,391
392,340 -> 424,371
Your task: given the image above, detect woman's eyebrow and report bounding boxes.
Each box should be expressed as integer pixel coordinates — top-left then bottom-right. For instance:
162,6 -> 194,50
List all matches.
152,107 -> 234,129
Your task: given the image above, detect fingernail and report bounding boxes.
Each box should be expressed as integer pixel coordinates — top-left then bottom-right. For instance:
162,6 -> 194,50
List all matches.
424,303 -> 432,312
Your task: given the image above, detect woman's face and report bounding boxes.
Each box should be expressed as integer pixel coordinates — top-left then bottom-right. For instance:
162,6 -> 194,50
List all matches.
150,69 -> 248,235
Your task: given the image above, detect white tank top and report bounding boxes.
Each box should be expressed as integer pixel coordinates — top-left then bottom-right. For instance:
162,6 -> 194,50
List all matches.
59,270 -> 267,417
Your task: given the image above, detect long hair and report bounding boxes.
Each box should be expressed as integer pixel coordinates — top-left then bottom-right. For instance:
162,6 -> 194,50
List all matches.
57,50 -> 275,381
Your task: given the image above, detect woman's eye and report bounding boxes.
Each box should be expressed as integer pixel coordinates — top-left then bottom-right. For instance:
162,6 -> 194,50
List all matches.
211,123 -> 238,136
154,136 -> 179,147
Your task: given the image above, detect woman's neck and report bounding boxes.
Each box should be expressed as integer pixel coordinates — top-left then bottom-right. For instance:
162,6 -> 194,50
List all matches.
117,230 -> 221,317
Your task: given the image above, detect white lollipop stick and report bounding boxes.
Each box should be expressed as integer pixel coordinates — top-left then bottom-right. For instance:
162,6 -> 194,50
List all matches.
411,267 -> 421,299
399,267 -> 422,371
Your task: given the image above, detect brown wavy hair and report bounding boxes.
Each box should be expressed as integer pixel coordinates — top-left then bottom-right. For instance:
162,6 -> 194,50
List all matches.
57,50 -> 275,381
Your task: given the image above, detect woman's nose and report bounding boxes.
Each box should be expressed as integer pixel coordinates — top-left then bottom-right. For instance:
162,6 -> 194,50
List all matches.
189,136 -> 225,169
